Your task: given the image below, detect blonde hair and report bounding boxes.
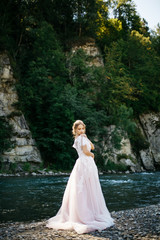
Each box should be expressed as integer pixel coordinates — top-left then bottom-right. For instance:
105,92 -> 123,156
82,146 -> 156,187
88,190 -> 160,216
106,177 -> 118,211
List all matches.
72,120 -> 86,137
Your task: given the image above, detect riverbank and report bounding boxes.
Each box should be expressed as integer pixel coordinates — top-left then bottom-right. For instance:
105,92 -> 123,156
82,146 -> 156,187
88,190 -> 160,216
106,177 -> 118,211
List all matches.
0,203 -> 159,240
0,168 -> 151,177
0,171 -> 70,177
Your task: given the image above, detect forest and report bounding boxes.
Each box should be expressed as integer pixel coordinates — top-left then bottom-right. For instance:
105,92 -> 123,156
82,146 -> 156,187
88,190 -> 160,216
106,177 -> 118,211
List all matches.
0,0 -> 160,171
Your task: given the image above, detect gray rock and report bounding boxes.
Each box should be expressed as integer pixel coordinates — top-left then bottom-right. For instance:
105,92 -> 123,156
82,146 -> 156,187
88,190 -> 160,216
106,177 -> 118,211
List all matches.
140,149 -> 155,170
120,158 -> 136,167
31,172 -> 37,176
71,40 -> 104,67
139,113 -> 160,168
130,166 -> 136,173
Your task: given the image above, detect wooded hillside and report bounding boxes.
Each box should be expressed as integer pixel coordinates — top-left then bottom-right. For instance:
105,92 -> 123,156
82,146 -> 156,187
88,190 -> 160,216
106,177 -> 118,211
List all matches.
0,0 -> 160,171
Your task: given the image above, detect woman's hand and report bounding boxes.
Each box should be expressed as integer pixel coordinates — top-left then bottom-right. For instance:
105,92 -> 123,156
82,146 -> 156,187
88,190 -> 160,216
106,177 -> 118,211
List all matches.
82,145 -> 94,158
91,152 -> 94,159
90,141 -> 94,150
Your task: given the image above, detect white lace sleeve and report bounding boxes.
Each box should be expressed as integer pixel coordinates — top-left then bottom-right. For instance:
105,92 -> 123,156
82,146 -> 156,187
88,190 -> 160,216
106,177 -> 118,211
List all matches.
81,136 -> 88,147
73,135 -> 89,151
72,136 -> 81,149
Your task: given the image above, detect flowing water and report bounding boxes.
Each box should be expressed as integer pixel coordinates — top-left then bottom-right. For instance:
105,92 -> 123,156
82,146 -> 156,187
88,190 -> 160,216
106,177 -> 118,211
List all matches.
0,172 -> 160,223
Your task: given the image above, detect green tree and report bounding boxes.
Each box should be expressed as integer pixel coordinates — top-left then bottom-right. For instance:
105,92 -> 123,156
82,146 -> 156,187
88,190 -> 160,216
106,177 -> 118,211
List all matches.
0,0 -> 24,53
17,22 -> 73,169
95,40 -> 140,113
102,31 -> 160,114
113,0 -> 141,35
123,31 -> 160,113
151,23 -> 160,56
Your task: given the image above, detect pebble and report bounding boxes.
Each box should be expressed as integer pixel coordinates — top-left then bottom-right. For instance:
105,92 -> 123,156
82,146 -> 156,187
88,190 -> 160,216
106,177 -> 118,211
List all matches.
0,204 -> 160,240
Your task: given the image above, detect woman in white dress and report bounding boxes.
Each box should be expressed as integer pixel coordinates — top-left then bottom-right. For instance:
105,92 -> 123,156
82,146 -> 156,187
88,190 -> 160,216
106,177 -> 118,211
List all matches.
46,120 -> 114,234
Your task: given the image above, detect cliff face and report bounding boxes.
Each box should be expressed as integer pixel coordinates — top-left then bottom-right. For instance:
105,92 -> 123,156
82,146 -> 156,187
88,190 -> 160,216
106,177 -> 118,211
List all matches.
0,53 -> 42,170
71,40 -> 104,67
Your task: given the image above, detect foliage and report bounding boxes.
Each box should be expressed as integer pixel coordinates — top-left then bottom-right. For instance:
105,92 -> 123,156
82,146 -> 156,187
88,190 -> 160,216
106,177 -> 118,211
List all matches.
16,22 -> 110,170
113,0 -> 142,33
151,24 -> 160,59
129,126 -> 150,154
0,117 -> 13,169
103,159 -> 129,172
0,117 -> 13,155
103,34 -> 160,114
22,163 -> 31,172
17,22 -> 74,170
110,105 -> 136,149
9,162 -> 17,173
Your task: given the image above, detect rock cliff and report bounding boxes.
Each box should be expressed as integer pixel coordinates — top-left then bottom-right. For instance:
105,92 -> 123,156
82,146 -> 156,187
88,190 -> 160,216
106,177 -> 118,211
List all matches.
0,53 -> 42,171
71,39 -> 104,67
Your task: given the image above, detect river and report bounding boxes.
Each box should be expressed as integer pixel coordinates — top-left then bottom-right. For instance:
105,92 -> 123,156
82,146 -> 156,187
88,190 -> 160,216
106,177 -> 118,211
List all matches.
0,172 -> 160,223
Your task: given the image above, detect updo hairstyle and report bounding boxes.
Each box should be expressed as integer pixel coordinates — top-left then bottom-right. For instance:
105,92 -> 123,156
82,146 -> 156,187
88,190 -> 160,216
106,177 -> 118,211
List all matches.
72,120 -> 86,137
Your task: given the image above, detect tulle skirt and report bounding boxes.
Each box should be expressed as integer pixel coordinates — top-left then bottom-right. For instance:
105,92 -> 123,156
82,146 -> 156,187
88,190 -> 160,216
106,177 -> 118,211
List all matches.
46,156 -> 114,234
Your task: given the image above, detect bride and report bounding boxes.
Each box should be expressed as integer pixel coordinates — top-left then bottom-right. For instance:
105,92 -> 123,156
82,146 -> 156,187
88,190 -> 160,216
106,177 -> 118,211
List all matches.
46,120 -> 114,234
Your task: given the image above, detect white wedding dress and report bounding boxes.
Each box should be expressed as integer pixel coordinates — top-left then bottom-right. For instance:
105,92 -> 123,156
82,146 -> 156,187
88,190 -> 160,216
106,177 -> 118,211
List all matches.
46,135 -> 114,234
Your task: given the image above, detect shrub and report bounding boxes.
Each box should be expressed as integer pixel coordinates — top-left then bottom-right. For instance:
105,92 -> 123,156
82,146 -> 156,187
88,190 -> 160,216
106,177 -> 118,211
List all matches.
9,162 -> 17,173
129,127 -> 149,153
104,159 -> 129,172
22,162 -> 31,172
0,117 -> 13,169
0,117 -> 13,154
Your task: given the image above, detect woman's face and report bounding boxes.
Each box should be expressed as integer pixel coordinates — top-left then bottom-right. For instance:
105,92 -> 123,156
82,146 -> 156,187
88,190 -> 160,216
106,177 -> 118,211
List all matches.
76,124 -> 85,136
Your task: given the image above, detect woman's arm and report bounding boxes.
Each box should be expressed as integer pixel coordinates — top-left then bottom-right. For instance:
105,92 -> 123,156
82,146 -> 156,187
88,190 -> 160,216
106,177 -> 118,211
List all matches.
82,145 -> 94,158
89,141 -> 94,150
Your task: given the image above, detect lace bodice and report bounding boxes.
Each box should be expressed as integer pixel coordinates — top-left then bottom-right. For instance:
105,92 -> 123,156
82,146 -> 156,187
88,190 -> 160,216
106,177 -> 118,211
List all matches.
73,135 -> 91,158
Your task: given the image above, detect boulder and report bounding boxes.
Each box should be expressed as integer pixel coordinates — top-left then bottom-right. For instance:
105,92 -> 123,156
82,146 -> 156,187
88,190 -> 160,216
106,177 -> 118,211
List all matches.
139,113 -> 160,168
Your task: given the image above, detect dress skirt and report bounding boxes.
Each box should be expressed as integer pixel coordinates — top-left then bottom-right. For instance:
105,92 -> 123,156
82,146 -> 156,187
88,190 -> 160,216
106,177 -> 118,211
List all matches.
46,155 -> 114,234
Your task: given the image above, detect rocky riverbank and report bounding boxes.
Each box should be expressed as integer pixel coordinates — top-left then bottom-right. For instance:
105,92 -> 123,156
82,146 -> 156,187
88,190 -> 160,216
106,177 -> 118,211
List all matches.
0,203 -> 159,240
0,170 -> 70,177
0,168 -> 151,177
